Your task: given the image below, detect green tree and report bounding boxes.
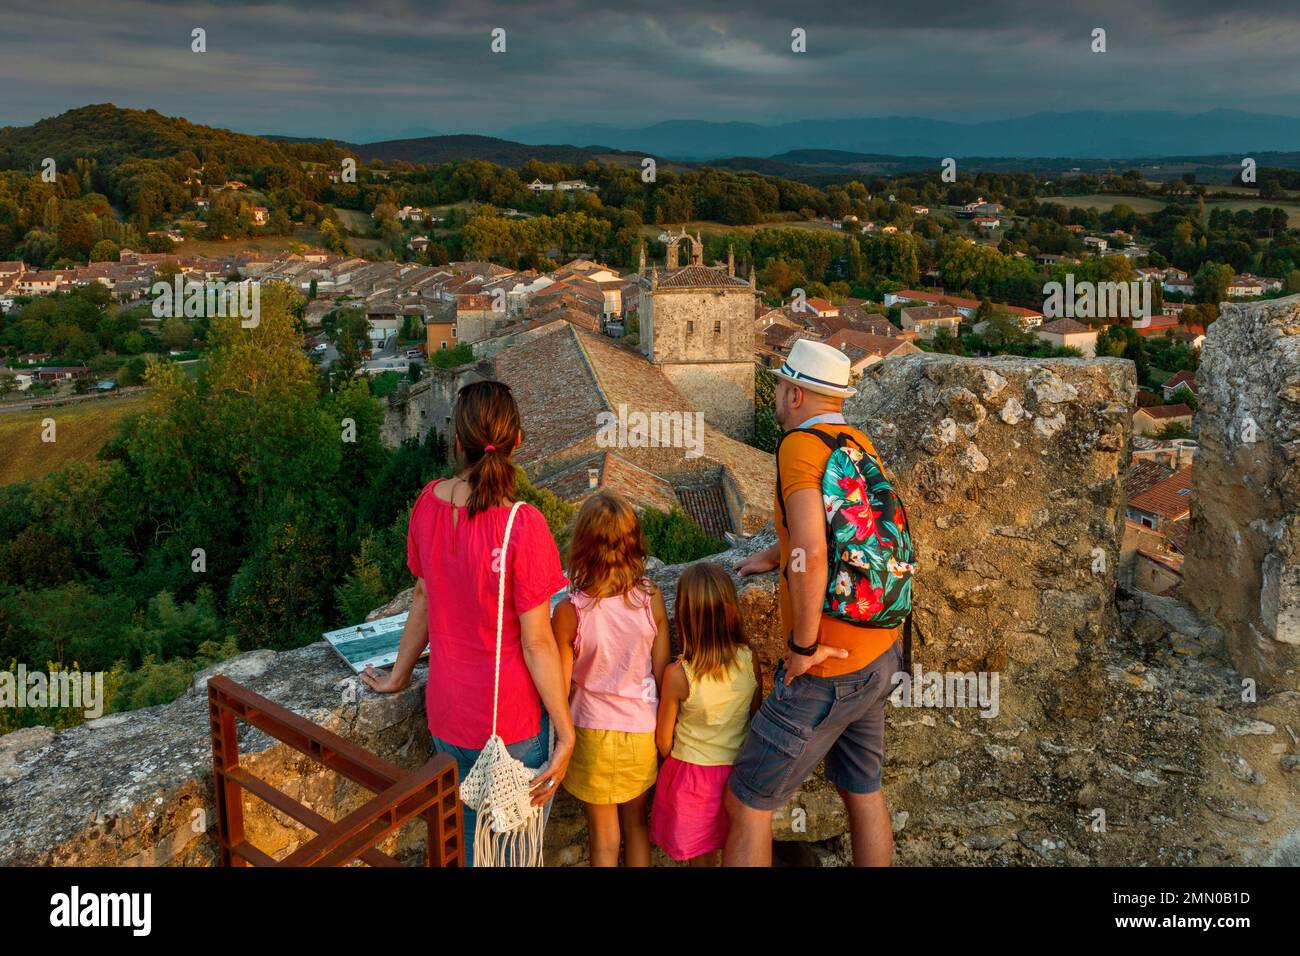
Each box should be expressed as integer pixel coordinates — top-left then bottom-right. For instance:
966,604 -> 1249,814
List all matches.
751,367 -> 781,453
641,507 -> 727,564
1194,261 -> 1234,304
160,317 -> 193,351
89,239 -> 120,262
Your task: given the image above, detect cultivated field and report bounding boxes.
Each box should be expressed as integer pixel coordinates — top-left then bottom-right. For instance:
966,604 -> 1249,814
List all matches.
0,392 -> 150,486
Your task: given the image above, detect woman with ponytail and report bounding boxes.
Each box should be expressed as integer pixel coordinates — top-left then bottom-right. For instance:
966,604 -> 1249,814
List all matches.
361,380 -> 575,865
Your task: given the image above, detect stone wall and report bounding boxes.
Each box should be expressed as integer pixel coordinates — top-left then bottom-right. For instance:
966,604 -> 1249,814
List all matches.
382,320 -> 573,448
1183,294 -> 1300,690
641,284 -> 758,439
642,288 -> 756,367
845,354 -> 1134,679
0,646 -> 435,866
661,361 -> 755,440
381,361 -> 489,448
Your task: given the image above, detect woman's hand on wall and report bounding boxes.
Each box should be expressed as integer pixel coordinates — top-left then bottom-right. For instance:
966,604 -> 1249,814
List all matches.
360,664 -> 411,694
359,578 -> 428,694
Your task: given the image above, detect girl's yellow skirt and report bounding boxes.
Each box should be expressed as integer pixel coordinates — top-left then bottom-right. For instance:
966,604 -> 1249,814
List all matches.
562,727 -> 658,805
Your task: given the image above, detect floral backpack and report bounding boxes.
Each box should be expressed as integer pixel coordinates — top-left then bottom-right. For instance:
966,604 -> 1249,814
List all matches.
776,427 -> 916,651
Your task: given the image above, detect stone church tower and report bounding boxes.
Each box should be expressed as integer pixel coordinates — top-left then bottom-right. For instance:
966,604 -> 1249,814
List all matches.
638,229 -> 757,439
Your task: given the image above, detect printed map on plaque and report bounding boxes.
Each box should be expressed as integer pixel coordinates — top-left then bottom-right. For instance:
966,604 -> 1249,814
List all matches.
323,612 -> 421,674
324,581 -> 569,674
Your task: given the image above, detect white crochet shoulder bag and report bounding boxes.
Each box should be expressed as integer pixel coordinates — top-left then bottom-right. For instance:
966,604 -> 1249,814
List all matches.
457,500 -> 553,867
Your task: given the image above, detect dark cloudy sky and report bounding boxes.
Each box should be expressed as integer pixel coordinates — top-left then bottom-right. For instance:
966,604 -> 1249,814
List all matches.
1,0 -> 1298,141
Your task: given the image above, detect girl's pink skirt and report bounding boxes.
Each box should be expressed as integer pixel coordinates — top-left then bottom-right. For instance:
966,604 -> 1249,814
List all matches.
649,756 -> 732,861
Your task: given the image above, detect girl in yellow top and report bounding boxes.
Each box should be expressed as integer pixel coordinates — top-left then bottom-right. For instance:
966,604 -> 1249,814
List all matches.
650,563 -> 762,866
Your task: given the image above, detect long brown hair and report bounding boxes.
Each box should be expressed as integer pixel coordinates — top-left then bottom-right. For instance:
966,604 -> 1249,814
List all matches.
453,380 -> 520,517
566,491 -> 647,606
674,563 -> 746,680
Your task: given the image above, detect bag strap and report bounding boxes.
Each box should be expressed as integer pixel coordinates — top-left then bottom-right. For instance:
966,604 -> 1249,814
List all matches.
490,501 -> 526,740
775,426 -> 839,531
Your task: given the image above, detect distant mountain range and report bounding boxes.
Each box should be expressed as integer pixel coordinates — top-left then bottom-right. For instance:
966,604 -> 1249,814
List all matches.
264,132 -> 649,167
346,134 -> 647,167
7,105 -> 1300,183
501,110 -> 1300,161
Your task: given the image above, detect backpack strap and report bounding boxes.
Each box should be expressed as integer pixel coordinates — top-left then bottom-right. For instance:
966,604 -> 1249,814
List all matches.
901,614 -> 915,676
774,426 -> 841,530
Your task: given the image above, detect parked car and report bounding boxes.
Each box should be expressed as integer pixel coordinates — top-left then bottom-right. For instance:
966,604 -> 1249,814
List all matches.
313,342 -> 328,353
405,349 -> 423,359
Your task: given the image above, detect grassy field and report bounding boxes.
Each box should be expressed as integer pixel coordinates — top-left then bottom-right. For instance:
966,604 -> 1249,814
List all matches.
1042,192 -> 1300,226
1211,184 -> 1298,198
1041,194 -> 1169,214
0,392 -> 150,486
334,208 -> 372,232
173,225 -> 324,258
1205,199 -> 1300,226
638,218 -> 840,241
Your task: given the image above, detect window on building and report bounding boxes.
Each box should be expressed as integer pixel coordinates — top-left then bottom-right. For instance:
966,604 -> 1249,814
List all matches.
687,320 -> 695,334
714,321 -> 722,333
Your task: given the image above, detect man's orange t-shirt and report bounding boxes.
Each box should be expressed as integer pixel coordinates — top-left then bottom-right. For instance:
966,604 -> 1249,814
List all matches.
776,423 -> 901,678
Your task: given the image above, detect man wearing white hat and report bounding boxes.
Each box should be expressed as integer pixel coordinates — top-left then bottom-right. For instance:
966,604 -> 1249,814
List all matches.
725,338 -> 904,867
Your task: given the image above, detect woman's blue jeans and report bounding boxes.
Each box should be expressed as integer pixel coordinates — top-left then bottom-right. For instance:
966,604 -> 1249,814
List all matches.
431,712 -> 554,867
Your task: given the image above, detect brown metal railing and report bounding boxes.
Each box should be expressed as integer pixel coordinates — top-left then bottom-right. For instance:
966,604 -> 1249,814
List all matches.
207,674 -> 463,867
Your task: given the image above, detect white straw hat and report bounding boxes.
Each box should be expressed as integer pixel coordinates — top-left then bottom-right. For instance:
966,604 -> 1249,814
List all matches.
771,339 -> 857,398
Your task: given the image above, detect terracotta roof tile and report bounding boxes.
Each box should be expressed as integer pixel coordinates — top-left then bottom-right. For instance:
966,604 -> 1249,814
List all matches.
1129,465 -> 1193,521
1138,403 -> 1194,420
823,330 -> 911,358
535,452 -> 680,514
656,265 -> 752,290
676,484 -> 731,539
1126,459 -> 1174,499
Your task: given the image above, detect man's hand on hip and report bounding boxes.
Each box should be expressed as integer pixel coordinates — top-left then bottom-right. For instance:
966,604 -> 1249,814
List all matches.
784,641 -> 849,683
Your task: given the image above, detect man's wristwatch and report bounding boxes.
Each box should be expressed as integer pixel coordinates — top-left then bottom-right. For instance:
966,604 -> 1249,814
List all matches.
787,632 -> 819,656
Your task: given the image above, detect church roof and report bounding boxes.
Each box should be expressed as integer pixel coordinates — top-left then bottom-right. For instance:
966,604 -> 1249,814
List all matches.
655,265 -> 752,290
490,323 -> 774,533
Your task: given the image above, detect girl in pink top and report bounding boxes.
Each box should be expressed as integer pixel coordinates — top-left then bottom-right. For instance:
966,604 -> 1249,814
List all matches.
361,381 -> 576,866
553,491 -> 670,867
